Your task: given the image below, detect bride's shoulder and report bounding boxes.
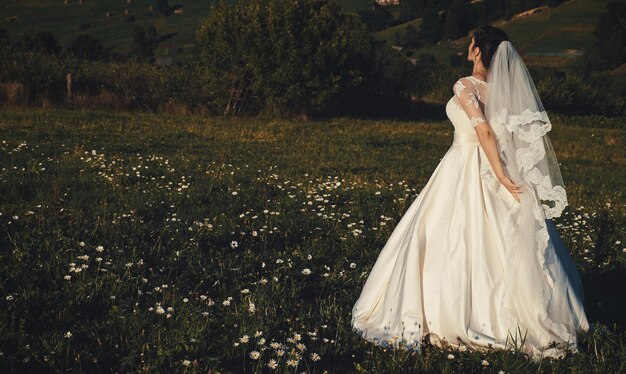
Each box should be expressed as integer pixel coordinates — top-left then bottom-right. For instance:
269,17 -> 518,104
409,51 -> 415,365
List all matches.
452,76 -> 474,97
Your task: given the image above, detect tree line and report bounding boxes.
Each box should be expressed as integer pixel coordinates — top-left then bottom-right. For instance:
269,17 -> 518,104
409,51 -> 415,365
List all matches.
0,0 -> 623,118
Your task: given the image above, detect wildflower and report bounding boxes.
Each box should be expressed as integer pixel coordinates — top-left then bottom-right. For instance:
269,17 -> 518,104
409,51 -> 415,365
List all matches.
248,302 -> 256,313
239,335 -> 250,343
223,299 -> 231,306
254,330 -> 263,337
258,338 -> 266,345
293,333 -> 302,341
481,359 -> 489,366
267,359 -> 278,369
230,240 -> 238,249
310,352 -> 321,361
96,246 -> 104,252
301,268 -> 311,275
64,331 -> 72,338
182,359 -> 191,367
447,353 -> 455,359
286,358 -> 298,367
249,350 -> 260,360
350,262 -> 356,269
155,305 -> 165,315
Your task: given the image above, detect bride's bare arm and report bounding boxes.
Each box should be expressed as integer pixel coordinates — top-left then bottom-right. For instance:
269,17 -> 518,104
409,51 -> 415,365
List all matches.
473,124 -> 506,179
454,77 -> 523,201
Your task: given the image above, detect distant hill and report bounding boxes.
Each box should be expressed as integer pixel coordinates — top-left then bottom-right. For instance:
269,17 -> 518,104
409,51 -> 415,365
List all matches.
386,0 -> 612,68
0,0 -> 372,61
0,0 -> 614,71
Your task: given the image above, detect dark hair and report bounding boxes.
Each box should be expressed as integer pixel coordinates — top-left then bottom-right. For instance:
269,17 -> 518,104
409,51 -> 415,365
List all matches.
471,26 -> 509,69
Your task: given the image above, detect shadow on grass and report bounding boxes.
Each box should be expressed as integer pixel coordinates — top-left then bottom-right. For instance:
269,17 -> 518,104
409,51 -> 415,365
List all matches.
582,268 -> 626,332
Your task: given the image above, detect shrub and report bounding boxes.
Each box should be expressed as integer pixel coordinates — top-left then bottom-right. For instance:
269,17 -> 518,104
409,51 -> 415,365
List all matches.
537,73 -> 625,116
194,0 -> 376,118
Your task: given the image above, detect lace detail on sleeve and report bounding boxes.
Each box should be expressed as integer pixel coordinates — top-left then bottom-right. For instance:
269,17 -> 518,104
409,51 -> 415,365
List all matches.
470,116 -> 486,127
454,77 -> 487,128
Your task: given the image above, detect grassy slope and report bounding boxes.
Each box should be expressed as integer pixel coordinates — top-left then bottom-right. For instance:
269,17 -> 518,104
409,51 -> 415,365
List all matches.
391,0 -> 611,68
373,16 -> 423,44
0,0 -> 372,60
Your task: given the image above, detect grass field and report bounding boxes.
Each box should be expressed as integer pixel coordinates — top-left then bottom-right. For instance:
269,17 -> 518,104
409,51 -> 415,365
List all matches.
0,106 -> 624,372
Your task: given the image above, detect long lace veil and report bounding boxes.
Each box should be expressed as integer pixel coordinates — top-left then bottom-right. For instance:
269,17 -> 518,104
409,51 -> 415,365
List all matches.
484,41 -> 583,355
485,40 -> 567,219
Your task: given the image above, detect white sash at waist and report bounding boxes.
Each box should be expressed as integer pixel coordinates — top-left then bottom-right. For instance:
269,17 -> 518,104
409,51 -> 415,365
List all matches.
453,131 -> 480,145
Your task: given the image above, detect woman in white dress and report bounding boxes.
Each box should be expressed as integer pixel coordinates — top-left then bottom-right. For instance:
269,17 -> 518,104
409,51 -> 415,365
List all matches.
350,26 -> 590,361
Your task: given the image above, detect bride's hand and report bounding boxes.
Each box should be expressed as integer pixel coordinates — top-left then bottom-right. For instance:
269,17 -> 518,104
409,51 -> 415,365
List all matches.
497,175 -> 523,203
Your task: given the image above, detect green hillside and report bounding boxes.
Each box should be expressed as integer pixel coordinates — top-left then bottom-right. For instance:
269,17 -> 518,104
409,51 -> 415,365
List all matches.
0,0 -> 372,60
412,0 -> 611,68
373,16 -> 422,44
0,0 -> 614,69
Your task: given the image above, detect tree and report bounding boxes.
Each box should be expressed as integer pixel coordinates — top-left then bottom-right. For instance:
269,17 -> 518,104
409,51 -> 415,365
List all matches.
357,8 -> 392,32
132,25 -> 158,62
442,0 -> 471,41
195,0 -> 376,117
398,0 -> 428,22
66,34 -> 107,61
588,1 -> 626,71
34,31 -> 61,54
394,30 -> 402,46
403,24 -> 421,48
156,0 -> 171,16
420,7 -> 443,45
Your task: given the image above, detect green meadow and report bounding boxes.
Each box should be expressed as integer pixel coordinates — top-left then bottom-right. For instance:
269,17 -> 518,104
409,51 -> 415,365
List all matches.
0,106 -> 624,372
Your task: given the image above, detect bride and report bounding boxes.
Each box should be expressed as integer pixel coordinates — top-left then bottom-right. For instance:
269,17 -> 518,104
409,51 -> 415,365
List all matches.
350,26 -> 590,361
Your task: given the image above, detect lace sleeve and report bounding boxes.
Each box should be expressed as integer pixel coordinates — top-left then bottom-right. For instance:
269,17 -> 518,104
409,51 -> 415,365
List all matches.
453,78 -> 487,128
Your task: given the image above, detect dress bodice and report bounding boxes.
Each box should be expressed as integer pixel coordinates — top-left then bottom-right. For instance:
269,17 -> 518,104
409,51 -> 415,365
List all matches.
445,76 -> 488,144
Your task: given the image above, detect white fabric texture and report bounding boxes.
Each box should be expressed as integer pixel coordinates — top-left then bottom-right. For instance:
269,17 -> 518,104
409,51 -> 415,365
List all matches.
350,74 -> 590,361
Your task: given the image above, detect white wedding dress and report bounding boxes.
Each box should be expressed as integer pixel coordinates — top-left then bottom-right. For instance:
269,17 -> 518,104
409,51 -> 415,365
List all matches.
350,75 -> 590,361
